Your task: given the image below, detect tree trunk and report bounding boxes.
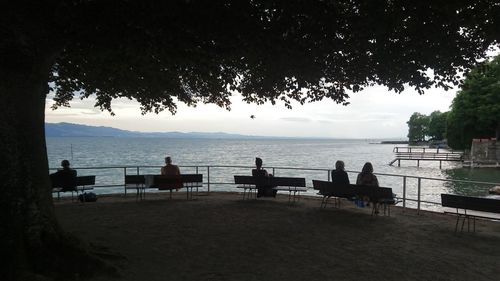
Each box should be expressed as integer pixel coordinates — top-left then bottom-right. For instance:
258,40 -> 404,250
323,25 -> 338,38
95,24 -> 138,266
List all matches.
0,37 -> 107,281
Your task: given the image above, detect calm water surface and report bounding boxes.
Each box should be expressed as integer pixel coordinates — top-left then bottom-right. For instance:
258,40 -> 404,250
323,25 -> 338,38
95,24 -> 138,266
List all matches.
47,137 -> 500,211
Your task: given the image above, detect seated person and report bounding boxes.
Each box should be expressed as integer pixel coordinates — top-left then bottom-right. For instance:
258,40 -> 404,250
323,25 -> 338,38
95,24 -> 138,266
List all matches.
161,156 -> 181,176
331,160 -> 350,186
50,160 -> 77,191
356,162 -> 379,209
159,156 -> 182,190
252,157 -> 276,198
356,162 -> 379,187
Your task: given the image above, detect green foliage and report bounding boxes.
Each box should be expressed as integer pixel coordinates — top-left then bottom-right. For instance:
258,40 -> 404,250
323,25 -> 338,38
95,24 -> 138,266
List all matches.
3,1 -> 498,114
407,112 -> 430,142
407,111 -> 448,142
428,111 -> 448,140
447,56 -> 500,149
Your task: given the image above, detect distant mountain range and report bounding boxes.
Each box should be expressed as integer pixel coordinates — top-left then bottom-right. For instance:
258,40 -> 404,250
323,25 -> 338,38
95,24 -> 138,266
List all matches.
45,122 -> 274,139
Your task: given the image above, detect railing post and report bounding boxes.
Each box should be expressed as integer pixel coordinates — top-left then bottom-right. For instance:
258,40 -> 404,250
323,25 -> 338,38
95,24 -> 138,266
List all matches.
196,166 -> 199,174
124,167 -> 127,196
136,166 -> 139,175
207,166 -> 210,193
417,177 -> 421,214
402,176 -> 406,211
272,167 -> 275,176
327,170 -> 331,181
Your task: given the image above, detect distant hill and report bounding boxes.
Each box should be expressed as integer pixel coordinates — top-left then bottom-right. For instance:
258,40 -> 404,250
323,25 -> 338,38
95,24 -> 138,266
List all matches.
45,122 -> 269,139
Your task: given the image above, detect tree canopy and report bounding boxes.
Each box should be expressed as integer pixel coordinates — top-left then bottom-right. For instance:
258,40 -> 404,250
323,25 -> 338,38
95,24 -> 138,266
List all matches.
407,112 -> 429,142
447,55 -> 500,149
428,111 -> 448,141
6,0 -> 498,114
407,111 -> 448,143
2,1 -> 500,279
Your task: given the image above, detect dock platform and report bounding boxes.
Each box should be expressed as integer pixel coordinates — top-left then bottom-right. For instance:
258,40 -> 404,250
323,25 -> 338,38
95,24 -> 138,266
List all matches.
389,147 -> 463,168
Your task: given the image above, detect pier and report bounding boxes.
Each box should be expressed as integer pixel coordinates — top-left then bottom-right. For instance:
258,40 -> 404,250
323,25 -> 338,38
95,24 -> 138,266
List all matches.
389,146 -> 463,168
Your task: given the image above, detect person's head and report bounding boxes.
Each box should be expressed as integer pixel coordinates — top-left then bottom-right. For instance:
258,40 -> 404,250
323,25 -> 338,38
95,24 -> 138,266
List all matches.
255,157 -> 263,169
361,162 -> 374,173
61,160 -> 70,168
165,156 -> 172,165
335,160 -> 345,171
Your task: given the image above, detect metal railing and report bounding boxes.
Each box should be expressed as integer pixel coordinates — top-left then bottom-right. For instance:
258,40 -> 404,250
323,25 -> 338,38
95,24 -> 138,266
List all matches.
50,165 -> 500,214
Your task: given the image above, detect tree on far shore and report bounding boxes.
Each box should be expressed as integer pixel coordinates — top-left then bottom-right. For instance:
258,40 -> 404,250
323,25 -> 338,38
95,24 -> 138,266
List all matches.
407,112 -> 430,143
1,1 -> 500,279
447,56 -> 500,149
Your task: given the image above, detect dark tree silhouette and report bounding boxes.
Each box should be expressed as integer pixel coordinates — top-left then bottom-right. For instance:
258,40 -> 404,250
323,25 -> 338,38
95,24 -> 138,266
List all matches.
1,0 -> 499,279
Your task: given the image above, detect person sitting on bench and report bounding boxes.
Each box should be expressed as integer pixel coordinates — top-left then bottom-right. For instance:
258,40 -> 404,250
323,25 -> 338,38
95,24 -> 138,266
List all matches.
252,157 -> 277,198
50,159 -> 77,191
161,156 -> 181,176
356,162 -> 379,187
331,160 -> 350,186
160,156 -> 182,190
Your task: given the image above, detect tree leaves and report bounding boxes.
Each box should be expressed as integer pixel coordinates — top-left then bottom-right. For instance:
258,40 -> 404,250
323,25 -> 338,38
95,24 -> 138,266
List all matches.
26,0 -> 499,114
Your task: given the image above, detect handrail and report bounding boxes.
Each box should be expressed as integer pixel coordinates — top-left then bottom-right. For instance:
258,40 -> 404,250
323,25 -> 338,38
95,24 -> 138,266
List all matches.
50,164 -> 500,214
50,165 -> 500,186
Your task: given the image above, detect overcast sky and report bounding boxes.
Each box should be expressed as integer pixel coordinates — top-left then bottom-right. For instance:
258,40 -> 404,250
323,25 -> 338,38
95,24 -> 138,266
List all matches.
45,84 -> 457,139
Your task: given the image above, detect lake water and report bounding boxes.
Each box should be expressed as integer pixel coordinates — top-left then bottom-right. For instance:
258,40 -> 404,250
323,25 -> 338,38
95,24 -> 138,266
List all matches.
47,137 -> 500,211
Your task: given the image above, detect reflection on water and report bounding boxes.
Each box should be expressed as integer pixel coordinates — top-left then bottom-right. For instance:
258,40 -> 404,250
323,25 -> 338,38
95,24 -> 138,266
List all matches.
443,168 -> 500,196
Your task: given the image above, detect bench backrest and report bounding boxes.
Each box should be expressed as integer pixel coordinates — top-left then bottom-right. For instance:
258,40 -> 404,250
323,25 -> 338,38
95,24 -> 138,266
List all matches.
441,194 -> 500,213
234,175 -> 256,185
351,184 -> 393,202
153,174 -> 203,190
272,177 -> 306,187
313,180 -> 355,198
50,172 -> 77,190
154,175 -> 183,190
76,175 -> 96,186
312,180 -> 330,192
125,175 -> 145,185
181,174 -> 203,183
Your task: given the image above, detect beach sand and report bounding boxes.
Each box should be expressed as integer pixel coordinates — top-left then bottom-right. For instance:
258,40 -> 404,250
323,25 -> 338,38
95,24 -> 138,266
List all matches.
55,192 -> 500,281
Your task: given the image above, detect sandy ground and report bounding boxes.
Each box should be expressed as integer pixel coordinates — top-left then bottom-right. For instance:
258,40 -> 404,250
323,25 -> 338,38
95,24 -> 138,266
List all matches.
55,192 -> 500,281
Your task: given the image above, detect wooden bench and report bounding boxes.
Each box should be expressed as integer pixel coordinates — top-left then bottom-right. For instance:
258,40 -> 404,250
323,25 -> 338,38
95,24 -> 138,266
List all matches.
272,177 -> 307,203
125,175 -> 146,200
312,180 -> 355,208
145,174 -> 203,200
234,175 -> 258,200
441,194 -> 500,233
52,175 -> 96,201
234,175 -> 307,202
312,180 -> 398,216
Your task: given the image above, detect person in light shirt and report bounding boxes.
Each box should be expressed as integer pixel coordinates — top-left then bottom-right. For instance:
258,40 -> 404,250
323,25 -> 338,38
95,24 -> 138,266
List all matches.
161,156 -> 181,176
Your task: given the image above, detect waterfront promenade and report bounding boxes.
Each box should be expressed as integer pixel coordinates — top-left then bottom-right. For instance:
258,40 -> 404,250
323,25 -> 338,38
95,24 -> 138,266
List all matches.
55,192 -> 500,281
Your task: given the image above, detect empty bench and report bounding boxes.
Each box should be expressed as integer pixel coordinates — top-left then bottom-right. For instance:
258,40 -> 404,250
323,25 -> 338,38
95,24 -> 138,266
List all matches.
441,194 -> 500,233
52,175 -> 96,201
312,180 -> 398,216
139,174 -> 203,200
234,175 -> 307,203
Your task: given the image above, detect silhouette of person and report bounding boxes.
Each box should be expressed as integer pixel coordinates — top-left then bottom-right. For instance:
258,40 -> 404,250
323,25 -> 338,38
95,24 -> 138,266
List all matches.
356,162 -> 379,187
50,160 -> 77,191
252,157 -> 276,197
355,162 -> 379,210
331,160 -> 350,186
161,156 -> 181,176
160,156 -> 181,190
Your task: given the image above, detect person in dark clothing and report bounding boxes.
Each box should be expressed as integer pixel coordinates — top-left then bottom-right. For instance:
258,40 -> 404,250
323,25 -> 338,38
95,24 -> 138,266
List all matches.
331,160 -> 350,186
50,160 -> 77,191
252,157 -> 276,197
